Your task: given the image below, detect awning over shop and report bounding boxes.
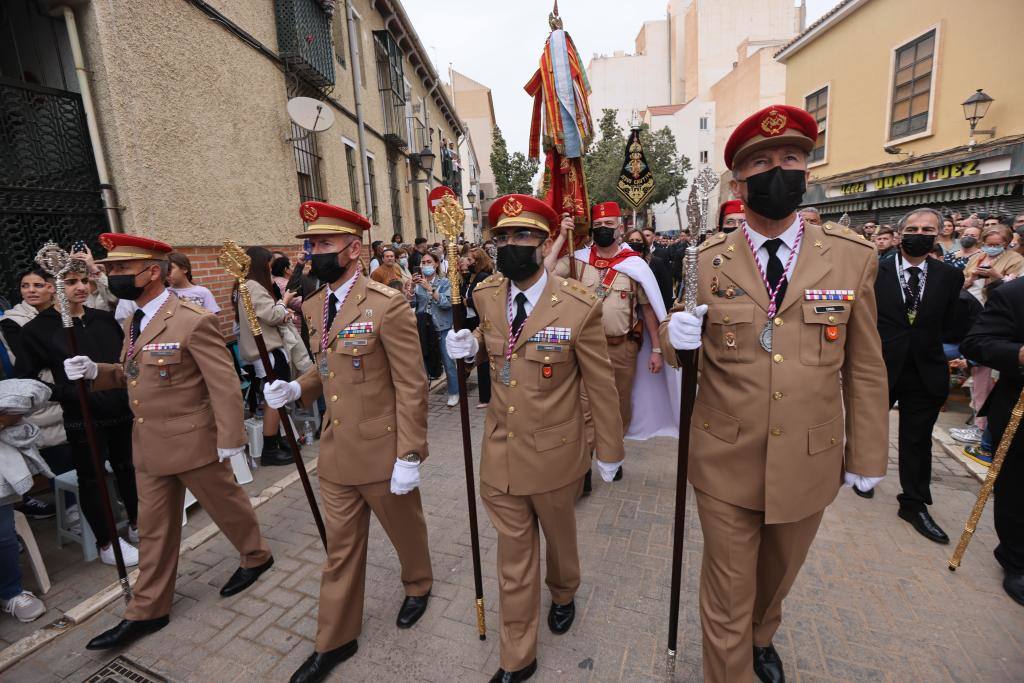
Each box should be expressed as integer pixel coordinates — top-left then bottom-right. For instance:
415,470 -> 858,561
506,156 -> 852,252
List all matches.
819,199 -> 871,214
871,181 -> 1018,209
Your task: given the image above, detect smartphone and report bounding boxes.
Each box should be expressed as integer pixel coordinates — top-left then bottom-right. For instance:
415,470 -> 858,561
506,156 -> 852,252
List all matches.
303,238 -> 312,260
411,265 -> 421,276
72,240 -> 87,253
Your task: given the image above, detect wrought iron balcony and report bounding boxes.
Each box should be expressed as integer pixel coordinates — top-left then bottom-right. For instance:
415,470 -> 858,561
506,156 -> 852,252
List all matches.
275,0 -> 335,88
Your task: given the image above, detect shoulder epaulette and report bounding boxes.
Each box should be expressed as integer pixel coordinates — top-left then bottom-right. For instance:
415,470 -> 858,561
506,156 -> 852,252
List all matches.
821,222 -> 873,247
557,277 -> 599,304
366,279 -> 398,297
177,300 -> 208,315
699,231 -> 728,252
475,273 -> 504,290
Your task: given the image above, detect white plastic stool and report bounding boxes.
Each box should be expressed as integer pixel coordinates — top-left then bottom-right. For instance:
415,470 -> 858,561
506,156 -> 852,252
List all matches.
13,510 -> 50,594
244,417 -> 264,461
230,452 -> 253,485
54,470 -> 128,562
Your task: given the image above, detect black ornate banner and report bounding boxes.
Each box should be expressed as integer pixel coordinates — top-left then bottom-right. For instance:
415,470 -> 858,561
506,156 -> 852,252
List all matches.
616,128 -> 656,209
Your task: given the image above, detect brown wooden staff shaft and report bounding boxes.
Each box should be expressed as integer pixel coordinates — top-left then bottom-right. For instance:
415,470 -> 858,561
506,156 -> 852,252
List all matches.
448,260 -> 487,640
65,325 -> 132,605
667,346 -> 697,657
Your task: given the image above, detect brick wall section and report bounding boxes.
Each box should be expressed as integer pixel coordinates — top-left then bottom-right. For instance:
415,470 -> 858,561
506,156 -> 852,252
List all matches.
174,243 -> 371,339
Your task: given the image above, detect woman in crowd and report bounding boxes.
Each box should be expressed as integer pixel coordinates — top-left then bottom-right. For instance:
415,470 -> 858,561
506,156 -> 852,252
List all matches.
935,216 -> 960,256
235,247 -> 297,466
459,248 -> 493,408
944,224 -> 982,270
167,252 -> 221,313
625,228 -> 674,311
409,252 -> 458,407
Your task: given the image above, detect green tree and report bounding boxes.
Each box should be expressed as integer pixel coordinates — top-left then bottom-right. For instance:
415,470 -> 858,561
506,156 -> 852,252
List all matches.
490,126 -> 540,195
583,108 -> 691,210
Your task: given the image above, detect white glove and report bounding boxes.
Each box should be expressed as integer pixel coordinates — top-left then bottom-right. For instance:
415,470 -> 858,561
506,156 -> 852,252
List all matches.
668,305 -> 707,351
217,446 -> 247,462
390,458 -> 421,495
445,329 -> 479,360
844,472 -> 884,492
263,379 -> 301,409
596,459 -> 624,483
64,355 -> 98,381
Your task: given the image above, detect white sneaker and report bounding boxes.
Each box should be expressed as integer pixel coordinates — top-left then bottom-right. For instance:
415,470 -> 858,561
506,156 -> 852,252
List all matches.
65,504 -> 81,535
446,394 -> 459,407
100,538 -> 139,567
950,426 -> 983,445
2,591 -> 45,623
128,525 -> 140,544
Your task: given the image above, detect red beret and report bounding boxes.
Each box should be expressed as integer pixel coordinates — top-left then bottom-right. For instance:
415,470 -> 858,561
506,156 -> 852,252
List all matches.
297,201 -> 371,239
591,202 -> 622,220
724,105 -> 818,170
488,194 -> 558,235
96,233 -> 172,263
720,200 -> 745,218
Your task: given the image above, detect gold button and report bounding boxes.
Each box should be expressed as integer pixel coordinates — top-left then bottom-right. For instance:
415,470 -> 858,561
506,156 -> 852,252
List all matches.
329,371 -> 335,378
773,391 -> 784,400
510,380 -> 518,387
511,353 -> 518,360
508,406 -> 516,413
561,437 -> 567,444
137,417 -> 144,424
770,427 -> 783,436
773,354 -> 784,363
827,315 -> 837,323
386,425 -> 393,432
333,418 -> 339,425
157,359 -> 165,365
703,422 -> 711,430
190,423 -> 196,429
130,380 -> 137,387
723,316 -> 731,323
774,317 -> 783,327
507,432 -> 514,439
331,395 -> 338,402
353,348 -> 359,355
830,437 -> 836,445
544,356 -> 551,362
132,399 -> 139,406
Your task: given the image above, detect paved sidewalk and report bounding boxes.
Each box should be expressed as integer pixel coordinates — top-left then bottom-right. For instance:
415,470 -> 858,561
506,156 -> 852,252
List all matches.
5,397 -> 1023,682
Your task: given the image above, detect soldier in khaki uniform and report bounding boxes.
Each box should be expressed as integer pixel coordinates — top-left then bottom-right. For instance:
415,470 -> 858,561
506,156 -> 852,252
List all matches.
263,201 -> 432,683
447,194 -> 625,683
663,105 -> 889,683
64,234 -> 273,651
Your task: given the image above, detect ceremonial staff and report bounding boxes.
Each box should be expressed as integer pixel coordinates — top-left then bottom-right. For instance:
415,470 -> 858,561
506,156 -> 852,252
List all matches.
949,387 -> 1024,570
432,191 -> 487,640
666,167 -> 718,667
219,241 -> 327,549
36,243 -> 132,605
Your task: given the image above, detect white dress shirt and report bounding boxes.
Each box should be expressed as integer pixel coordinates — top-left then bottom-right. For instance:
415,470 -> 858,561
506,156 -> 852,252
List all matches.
509,269 -> 548,318
743,215 -> 803,283
896,254 -> 928,304
136,289 -> 171,332
328,272 -> 360,313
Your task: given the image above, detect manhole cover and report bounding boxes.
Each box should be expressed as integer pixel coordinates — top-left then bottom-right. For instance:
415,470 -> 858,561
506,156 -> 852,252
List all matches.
82,656 -> 166,683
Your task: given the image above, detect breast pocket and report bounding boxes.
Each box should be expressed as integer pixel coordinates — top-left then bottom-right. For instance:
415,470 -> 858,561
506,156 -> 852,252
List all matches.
706,303 -> 756,364
799,303 -> 851,366
525,344 -> 571,386
140,350 -> 182,386
331,336 -> 380,384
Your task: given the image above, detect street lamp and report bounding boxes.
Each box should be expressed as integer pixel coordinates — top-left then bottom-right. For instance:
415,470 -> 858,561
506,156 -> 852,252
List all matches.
466,188 -> 477,207
409,144 -> 436,183
962,89 -> 995,145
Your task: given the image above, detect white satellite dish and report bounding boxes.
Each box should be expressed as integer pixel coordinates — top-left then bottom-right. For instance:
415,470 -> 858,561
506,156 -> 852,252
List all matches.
287,97 -> 335,133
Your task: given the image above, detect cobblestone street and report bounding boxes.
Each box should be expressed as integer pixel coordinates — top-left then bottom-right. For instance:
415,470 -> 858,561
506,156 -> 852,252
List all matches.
5,393 -> 1023,682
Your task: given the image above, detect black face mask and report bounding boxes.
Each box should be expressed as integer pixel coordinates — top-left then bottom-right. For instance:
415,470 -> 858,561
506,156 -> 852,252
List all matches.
108,272 -> 146,301
592,226 -> 617,248
959,236 -> 978,249
309,251 -> 348,283
721,226 -> 738,234
901,234 -> 936,258
743,166 -> 806,221
496,245 -> 541,282
627,241 -> 646,254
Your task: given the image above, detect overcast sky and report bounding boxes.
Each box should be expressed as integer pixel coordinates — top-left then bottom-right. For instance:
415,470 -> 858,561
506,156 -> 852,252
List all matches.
402,0 -> 837,158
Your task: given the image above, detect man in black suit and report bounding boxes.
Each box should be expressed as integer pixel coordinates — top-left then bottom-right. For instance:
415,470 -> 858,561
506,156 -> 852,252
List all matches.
960,278 -> 1024,606
875,207 -> 965,543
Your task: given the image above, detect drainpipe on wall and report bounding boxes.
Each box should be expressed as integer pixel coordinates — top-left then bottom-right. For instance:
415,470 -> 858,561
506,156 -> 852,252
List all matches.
58,5 -> 121,233
344,3 -> 374,232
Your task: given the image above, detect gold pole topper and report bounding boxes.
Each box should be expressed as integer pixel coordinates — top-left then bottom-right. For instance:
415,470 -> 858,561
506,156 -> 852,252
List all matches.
434,194 -> 467,304
218,240 -> 263,337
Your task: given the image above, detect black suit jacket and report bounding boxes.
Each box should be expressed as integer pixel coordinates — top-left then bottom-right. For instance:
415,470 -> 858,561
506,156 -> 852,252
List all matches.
647,254 -> 675,312
960,277 -> 1024,444
875,255 -> 964,397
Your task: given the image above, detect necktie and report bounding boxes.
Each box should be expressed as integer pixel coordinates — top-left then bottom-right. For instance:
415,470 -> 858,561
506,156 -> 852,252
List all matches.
906,266 -> 921,308
763,238 -> 788,305
130,309 -> 145,344
512,293 -> 528,335
325,293 -> 339,334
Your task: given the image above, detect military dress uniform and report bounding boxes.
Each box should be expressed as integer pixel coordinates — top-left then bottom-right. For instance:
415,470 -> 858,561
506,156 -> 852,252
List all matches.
660,106 -> 889,682
89,235 -> 272,624
290,202 -> 433,655
472,195 -> 625,675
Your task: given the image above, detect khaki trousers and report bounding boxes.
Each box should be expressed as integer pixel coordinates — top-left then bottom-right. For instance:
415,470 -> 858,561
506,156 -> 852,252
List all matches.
581,339 -> 637,449
695,489 -> 823,683
481,477 -> 583,671
125,460 -> 271,621
315,478 -> 433,652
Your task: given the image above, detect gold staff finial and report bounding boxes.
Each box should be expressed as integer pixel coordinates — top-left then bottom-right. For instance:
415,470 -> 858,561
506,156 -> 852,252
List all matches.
435,194 -> 467,304
548,0 -> 563,30
218,241 -> 262,336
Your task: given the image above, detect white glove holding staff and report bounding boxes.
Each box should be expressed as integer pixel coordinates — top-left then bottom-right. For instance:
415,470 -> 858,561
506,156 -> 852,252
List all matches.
390,459 -> 421,495
263,379 -> 301,409
596,459 -> 624,483
445,329 -> 479,360
843,472 -> 883,492
667,305 -> 708,351
63,355 -> 98,381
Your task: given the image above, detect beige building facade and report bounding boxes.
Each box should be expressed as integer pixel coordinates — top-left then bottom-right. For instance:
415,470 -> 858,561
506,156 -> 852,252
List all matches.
448,69 -> 496,232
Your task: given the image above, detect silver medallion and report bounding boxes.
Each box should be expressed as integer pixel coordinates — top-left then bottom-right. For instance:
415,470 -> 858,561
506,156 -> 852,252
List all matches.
126,359 -> 139,379
500,358 -> 512,386
318,356 -> 330,377
595,285 -> 608,299
759,321 -> 773,353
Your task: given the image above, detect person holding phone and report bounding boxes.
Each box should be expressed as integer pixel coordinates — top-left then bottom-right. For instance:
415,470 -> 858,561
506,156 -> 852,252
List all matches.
964,225 -> 1024,305
409,253 -> 458,407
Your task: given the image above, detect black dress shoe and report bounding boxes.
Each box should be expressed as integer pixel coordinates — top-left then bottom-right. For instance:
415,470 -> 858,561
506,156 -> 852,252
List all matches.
613,465 -> 623,481
547,599 -> 575,634
396,592 -> 430,628
898,508 -> 949,544
220,556 -> 274,596
290,640 -> 358,683
1004,573 -> 1024,607
753,643 -> 785,683
489,659 -> 537,683
260,436 -> 293,466
86,616 -> 169,650
582,469 -> 592,496
853,485 -> 874,499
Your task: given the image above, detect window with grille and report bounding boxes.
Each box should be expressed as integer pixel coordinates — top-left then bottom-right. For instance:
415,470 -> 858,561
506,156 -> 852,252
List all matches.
699,150 -> 708,164
889,29 -> 935,140
387,153 -> 402,233
293,122 -> 324,203
373,30 -> 407,148
345,144 -> 360,213
805,86 -> 828,163
366,156 -> 379,224
699,117 -> 709,131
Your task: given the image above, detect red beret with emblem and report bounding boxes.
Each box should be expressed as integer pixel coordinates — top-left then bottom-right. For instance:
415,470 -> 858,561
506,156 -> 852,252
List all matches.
487,194 -> 558,235
297,201 -> 371,239
724,105 -> 818,170
720,200 -> 745,218
96,233 -> 172,263
591,202 -> 622,221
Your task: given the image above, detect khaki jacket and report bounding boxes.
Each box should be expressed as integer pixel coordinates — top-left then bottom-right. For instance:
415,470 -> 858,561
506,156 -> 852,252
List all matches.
660,222 -> 889,523
296,276 -> 428,486
472,272 -> 625,495
93,293 -> 246,476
